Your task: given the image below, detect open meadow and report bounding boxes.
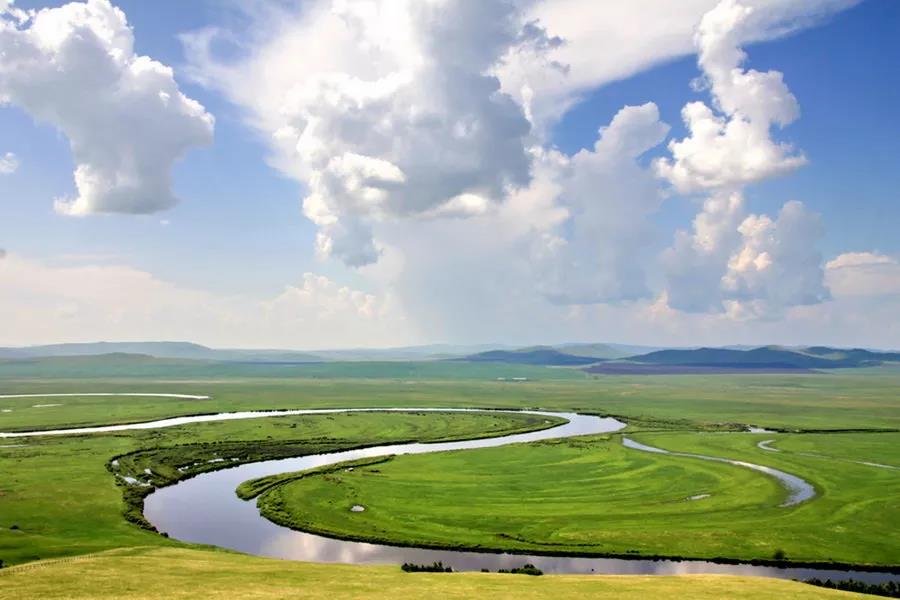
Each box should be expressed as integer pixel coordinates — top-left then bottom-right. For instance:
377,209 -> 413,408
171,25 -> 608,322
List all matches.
262,430 -> 898,565
1,363 -> 898,598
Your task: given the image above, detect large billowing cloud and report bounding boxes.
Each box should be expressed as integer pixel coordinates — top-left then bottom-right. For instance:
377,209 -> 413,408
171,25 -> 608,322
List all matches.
187,0 -> 536,266
189,0 -> 737,268
0,0 -> 213,215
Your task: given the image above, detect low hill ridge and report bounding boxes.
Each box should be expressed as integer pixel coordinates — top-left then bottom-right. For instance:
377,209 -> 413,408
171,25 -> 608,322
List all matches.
458,349 -> 600,366
622,346 -> 900,369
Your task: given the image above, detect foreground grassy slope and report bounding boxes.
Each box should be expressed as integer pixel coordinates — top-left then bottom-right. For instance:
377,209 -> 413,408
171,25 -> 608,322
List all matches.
257,432 -> 899,566
0,547 -> 863,600
3,370 -> 900,431
0,410 -> 553,565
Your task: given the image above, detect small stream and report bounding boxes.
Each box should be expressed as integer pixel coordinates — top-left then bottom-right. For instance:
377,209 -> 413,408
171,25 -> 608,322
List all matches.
622,437 -> 816,506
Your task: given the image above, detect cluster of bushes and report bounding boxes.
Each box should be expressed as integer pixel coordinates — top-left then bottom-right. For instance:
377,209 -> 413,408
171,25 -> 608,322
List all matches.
401,561 -> 453,573
496,564 -> 543,576
803,578 -> 899,598
400,561 -> 544,575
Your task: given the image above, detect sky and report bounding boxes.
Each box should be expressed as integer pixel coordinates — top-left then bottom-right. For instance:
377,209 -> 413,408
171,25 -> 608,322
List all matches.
1,0 -> 898,350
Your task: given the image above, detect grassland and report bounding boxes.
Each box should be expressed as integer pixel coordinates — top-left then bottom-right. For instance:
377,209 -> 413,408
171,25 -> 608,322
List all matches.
0,356 -> 586,382
0,410 -> 555,566
0,547 -> 864,599
3,368 -> 900,431
1,367 -> 898,597
254,430 -> 899,567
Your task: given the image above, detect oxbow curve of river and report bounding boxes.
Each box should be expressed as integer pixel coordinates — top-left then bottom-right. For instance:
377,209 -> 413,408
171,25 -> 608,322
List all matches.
1,402 -> 897,583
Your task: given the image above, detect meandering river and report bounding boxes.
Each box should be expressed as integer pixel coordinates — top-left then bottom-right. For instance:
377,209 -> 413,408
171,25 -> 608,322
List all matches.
1,400 -> 896,583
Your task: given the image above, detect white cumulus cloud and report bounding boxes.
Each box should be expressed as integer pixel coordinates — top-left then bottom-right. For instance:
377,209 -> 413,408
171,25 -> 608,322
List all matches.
654,0 -> 808,193
0,0 -> 213,215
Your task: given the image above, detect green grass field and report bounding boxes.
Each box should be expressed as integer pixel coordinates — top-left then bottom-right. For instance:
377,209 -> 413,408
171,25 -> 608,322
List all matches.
0,547 -> 860,600
249,431 -> 899,566
2,368 -> 898,597
3,369 -> 899,431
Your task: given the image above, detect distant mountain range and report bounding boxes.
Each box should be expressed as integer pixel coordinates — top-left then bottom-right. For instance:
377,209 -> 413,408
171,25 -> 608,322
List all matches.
457,344 -> 900,371
0,342 -> 322,363
0,342 -> 897,372
0,341 -> 655,363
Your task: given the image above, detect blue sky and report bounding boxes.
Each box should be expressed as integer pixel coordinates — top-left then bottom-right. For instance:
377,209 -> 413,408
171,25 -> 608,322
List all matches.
1,0 -> 899,348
